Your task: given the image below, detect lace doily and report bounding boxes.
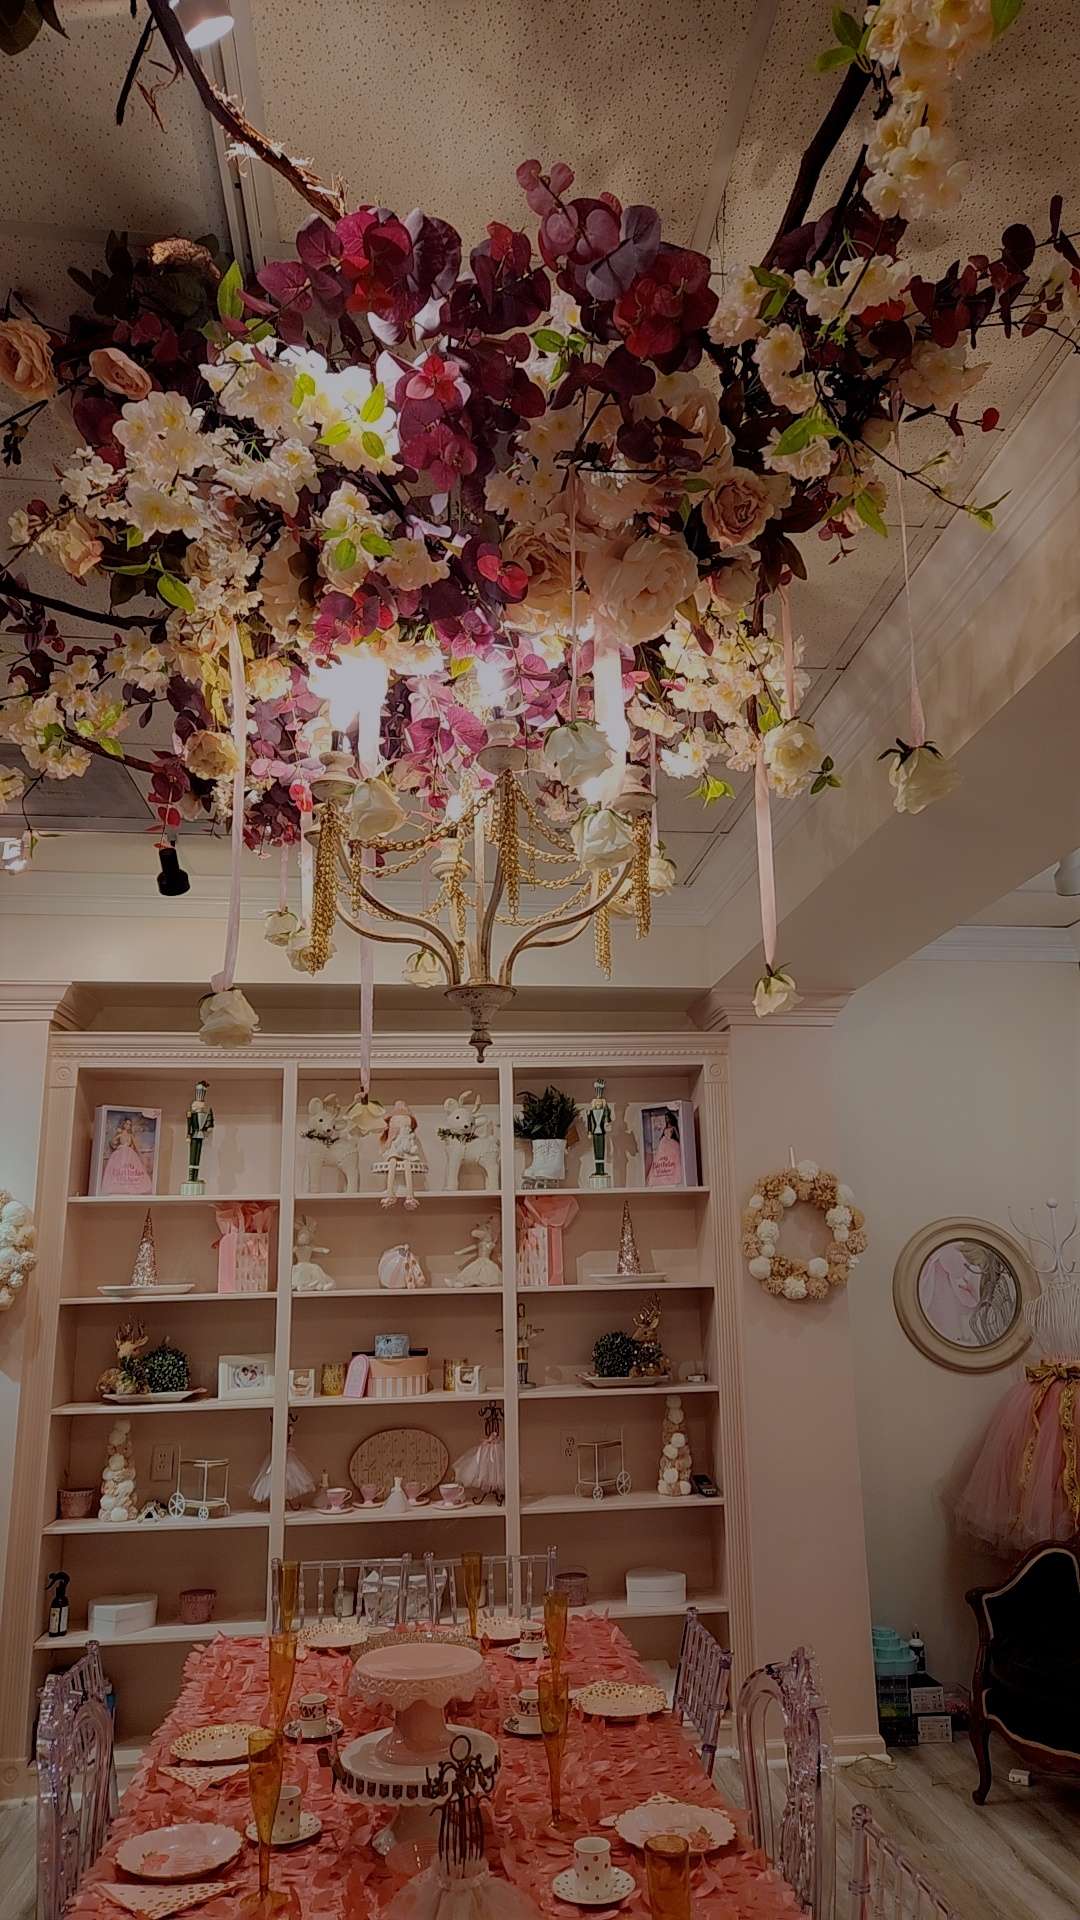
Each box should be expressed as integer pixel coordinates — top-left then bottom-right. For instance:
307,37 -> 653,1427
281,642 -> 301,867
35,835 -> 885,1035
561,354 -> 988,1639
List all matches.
351,1639 -> 484,1711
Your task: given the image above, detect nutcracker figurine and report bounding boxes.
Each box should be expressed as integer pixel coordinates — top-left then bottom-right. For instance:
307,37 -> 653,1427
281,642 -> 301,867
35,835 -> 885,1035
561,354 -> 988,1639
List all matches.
585,1078 -> 613,1190
182,1081 -> 215,1197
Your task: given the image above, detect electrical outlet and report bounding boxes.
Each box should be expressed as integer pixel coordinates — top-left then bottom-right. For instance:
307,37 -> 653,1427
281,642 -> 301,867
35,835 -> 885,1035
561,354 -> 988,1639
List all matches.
561,1430 -> 577,1460
150,1444 -> 175,1484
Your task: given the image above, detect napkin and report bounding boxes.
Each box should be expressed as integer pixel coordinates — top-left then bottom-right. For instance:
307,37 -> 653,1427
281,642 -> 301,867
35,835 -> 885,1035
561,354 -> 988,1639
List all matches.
100,1883 -> 236,1918
159,1763 -> 245,1789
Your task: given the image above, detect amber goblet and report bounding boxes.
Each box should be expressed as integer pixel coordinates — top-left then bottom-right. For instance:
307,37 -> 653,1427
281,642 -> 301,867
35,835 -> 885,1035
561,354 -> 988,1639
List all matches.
462,1551 -> 483,1641
242,1729 -> 290,1917
644,1833 -> 691,1920
538,1666 -> 574,1834
278,1560 -> 300,1635
267,1630 -> 297,1732
544,1587 -> 569,1675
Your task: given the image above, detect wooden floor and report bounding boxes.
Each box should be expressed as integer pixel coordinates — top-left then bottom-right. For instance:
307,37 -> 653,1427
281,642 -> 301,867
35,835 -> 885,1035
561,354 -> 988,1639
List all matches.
4,1735 -> 1078,1919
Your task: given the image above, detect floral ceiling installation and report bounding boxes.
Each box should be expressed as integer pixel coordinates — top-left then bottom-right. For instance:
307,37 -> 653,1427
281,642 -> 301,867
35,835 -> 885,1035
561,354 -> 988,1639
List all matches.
0,0 -> 1077,1031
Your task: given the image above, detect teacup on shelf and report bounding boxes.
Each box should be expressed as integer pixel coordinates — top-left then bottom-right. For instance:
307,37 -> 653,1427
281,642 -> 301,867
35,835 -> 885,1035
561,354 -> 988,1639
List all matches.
439,1482 -> 466,1506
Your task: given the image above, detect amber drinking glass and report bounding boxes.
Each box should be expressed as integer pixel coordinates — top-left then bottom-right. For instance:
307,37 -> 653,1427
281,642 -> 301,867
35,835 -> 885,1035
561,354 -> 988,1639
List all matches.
244,1729 -> 287,1917
538,1666 -> 573,1833
267,1630 -> 297,1732
278,1560 -> 300,1635
644,1833 -> 691,1920
462,1551 -> 483,1641
543,1587 -> 569,1675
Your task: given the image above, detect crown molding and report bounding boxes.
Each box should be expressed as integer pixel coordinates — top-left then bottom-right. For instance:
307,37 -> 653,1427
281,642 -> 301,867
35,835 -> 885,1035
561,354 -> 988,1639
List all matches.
689,988 -> 851,1030
911,924 -> 1080,965
0,982 -> 94,1028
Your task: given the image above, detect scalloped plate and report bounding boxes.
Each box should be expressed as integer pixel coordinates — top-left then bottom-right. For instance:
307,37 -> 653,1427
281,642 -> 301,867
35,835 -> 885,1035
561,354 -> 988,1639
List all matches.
614,1796 -> 735,1854
576,1681 -> 667,1720
114,1823 -> 242,1882
170,1723 -> 264,1765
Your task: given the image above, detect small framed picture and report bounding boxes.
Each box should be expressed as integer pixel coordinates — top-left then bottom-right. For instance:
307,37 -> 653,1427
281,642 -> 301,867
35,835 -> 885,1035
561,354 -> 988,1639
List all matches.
89,1106 -> 161,1197
893,1218 -> 1037,1373
289,1366 -> 316,1400
633,1100 -> 698,1189
218,1353 -> 275,1400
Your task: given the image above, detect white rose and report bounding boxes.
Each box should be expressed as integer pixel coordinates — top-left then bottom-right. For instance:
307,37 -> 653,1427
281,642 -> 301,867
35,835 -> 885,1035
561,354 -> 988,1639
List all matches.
403,948 -> 443,988
198,986 -> 260,1047
544,722 -> 613,791
662,1466 -> 679,1486
833,1224 -> 850,1244
648,847 -> 678,895
825,1206 -> 852,1228
754,968 -> 800,1018
263,907 -> 300,948
571,805 -> 634,872
762,718 -> 824,798
748,1256 -> 772,1279
807,1258 -> 830,1280
670,1432 -> 686,1449
350,776 -> 405,838
783,1274 -> 808,1301
888,745 -> 960,815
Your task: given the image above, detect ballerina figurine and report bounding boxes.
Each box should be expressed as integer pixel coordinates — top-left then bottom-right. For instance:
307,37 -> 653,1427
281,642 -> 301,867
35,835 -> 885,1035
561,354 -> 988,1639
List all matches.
449,1221 -> 502,1290
291,1216 -> 334,1292
373,1099 -> 426,1210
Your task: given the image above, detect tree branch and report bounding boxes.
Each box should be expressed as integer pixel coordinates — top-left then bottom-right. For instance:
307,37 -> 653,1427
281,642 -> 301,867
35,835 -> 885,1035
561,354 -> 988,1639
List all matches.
142,0 -> 348,224
0,572 -> 162,633
65,731 -> 159,776
764,64 -> 872,265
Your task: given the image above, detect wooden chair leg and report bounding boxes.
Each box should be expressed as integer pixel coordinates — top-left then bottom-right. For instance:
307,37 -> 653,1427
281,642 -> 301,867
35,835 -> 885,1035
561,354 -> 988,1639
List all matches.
969,1715 -> 993,1804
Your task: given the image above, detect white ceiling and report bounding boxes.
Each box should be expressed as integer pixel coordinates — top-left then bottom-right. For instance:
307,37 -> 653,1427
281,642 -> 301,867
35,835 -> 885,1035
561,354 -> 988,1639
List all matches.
0,0 -> 1077,910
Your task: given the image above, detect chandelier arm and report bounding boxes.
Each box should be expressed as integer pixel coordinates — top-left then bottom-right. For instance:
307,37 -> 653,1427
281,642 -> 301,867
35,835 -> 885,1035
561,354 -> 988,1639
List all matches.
512,917 -> 593,956
497,859 -> 633,984
333,905 -> 451,981
478,853 -> 507,967
343,878 -> 462,982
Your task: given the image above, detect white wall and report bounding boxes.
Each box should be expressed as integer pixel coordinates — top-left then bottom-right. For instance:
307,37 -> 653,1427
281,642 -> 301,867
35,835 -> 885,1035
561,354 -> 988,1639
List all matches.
836,954 -> 1079,1687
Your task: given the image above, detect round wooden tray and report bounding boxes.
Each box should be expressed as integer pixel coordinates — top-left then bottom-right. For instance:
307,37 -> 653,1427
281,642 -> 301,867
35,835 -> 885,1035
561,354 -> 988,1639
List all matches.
348,1426 -> 450,1500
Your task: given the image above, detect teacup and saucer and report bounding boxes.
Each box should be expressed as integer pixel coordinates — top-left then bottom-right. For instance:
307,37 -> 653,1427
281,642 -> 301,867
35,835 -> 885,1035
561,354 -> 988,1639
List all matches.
244,1782 -> 323,1848
503,1685 -> 542,1737
553,1836 -> 635,1907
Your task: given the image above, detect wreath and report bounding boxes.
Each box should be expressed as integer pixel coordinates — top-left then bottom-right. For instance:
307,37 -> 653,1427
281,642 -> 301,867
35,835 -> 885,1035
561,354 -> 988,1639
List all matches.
742,1160 -> 867,1302
0,1189 -> 37,1311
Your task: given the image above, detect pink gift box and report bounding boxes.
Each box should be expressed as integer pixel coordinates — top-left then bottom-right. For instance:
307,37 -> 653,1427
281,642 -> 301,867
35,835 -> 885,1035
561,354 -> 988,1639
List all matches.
214,1205 -> 272,1293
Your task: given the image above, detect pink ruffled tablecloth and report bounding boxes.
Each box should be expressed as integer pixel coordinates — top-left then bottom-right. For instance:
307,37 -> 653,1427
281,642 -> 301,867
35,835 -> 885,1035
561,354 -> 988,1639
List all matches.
69,1616 -> 803,1920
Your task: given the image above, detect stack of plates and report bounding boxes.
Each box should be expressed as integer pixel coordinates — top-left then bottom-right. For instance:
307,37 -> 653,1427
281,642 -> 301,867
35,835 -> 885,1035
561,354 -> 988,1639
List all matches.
624,1567 -> 686,1611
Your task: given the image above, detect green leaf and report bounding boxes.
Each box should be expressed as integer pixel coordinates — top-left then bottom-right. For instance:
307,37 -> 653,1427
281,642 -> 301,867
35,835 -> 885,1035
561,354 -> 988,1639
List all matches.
359,382 -> 386,424
320,420 -> 352,446
110,561 -> 151,576
449,656 -> 473,679
532,328 -> 566,353
360,530 -> 394,558
991,0 -> 1023,35
693,776 -> 734,806
769,405 -> 839,458
831,7 -> 862,47
246,321 -> 274,344
761,287 -> 789,321
216,261 -> 244,322
757,703 -> 781,733
751,266 -> 791,292
96,735 -> 125,759
291,372 -> 317,405
361,430 -> 385,460
157,572 -> 196,614
854,489 -> 888,536
969,505 -> 996,530
125,526 -> 144,549
39,721 -> 63,748
814,43 -> 858,71
333,538 -> 358,571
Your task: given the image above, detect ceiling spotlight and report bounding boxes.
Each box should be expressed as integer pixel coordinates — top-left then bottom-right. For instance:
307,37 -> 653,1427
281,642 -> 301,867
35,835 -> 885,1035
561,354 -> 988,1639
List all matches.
1054,850 -> 1080,897
157,836 -> 191,897
170,0 -> 234,50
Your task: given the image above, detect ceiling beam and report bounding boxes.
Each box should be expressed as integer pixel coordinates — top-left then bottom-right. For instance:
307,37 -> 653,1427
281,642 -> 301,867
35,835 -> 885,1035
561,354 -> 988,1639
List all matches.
689,0 -> 782,255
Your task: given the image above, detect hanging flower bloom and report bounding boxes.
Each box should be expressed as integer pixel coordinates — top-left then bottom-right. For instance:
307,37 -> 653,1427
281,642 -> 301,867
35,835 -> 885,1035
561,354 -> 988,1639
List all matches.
702,468 -> 776,550
544,722 -> 614,790
88,348 -> 152,402
184,730 -> 240,781
762,718 -> 824,798
0,319 -> 56,401
403,947 -> 443,987
571,805 -> 634,871
753,966 -> 800,1018
883,742 -> 960,814
583,531 -> 698,645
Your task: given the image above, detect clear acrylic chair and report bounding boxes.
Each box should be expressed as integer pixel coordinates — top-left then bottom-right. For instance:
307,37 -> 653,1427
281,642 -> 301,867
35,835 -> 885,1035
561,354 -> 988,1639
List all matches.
849,1806 -> 961,1920
36,1642 -> 116,1920
436,1549 -> 557,1625
672,1606 -> 733,1774
736,1644 -> 835,1920
271,1556 -> 411,1630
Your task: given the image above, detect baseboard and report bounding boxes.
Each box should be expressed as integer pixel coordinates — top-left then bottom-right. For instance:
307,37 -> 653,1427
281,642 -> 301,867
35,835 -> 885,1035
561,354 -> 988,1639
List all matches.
835,1732 -> 888,1762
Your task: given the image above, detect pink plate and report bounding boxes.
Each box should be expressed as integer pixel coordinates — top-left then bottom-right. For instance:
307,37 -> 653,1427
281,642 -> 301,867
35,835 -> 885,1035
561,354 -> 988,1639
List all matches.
115,1823 -> 243,1883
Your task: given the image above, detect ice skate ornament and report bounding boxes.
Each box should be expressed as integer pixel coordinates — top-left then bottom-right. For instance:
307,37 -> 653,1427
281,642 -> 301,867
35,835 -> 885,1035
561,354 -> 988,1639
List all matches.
437,1092 -> 500,1191
299,1094 -> 371,1194
291,1216 -> 334,1292
374,1100 -> 426,1210
448,1221 -> 501,1290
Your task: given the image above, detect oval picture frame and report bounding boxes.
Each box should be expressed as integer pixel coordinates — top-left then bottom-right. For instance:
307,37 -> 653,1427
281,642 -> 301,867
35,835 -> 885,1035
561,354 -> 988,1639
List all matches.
893,1217 -> 1038,1373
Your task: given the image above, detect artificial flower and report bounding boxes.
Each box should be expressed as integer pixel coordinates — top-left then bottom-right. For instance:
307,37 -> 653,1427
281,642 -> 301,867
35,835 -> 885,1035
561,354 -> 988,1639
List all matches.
583,531 -> 698,645
544,721 -> 613,790
88,348 -> 152,402
350,776 -> 405,838
502,515 -> 575,631
403,947 -> 443,987
885,742 -> 960,814
263,907 -> 300,947
571,805 -> 634,872
762,718 -> 823,797
248,656 -> 292,702
708,268 -> 764,347
184,730 -> 240,781
763,430 -> 836,482
0,319 -> 55,401
701,467 -> 775,550
899,341 -> 987,411
753,966 -> 800,1018
0,767 -> 25,806
198,987 -> 260,1047
38,516 -> 102,580
708,551 -> 757,616
648,846 -> 677,894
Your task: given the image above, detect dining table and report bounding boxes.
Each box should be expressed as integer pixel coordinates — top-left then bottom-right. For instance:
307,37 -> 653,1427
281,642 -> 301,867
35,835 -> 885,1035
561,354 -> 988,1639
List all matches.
69,1614 -> 805,1920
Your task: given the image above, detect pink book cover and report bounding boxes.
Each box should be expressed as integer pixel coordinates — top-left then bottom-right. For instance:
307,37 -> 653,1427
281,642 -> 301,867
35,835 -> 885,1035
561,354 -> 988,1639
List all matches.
90,1106 -> 161,1196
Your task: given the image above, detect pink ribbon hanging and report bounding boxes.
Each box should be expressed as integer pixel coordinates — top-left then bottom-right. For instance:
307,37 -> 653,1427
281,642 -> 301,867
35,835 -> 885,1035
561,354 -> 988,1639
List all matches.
210,625 -> 247,994
892,391 -> 927,748
754,740 -> 778,973
568,469 -> 580,721
779,581 -> 797,721
277,841 -> 289,914
358,846 -> 374,1097
299,827 -> 313,931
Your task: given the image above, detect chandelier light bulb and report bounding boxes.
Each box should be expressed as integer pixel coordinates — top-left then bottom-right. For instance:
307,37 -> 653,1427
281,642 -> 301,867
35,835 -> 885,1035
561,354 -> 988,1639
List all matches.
310,648 -> 389,776
170,0 -> 234,49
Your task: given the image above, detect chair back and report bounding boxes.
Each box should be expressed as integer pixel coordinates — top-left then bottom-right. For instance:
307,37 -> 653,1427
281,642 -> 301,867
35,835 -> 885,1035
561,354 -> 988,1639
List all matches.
36,1643 -> 116,1920
736,1644 -> 835,1920
272,1556 -> 411,1629
436,1550 -> 557,1625
849,1806 -> 960,1920
672,1606 -> 732,1772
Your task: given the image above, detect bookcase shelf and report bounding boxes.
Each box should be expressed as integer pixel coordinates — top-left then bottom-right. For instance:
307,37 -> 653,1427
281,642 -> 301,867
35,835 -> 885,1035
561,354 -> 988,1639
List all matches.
5,1029 -> 745,1762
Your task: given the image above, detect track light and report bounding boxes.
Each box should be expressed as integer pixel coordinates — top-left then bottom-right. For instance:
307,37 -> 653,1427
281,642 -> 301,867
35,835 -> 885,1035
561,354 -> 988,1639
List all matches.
157,836 -> 191,897
170,0 -> 234,50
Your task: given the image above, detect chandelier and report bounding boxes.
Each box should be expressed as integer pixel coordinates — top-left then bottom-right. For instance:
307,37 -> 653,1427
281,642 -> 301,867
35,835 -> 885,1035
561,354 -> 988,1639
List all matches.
302,726 -> 657,1060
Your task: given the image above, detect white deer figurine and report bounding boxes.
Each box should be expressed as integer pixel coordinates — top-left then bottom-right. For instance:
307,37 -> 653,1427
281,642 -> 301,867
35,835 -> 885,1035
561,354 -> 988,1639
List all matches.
299,1095 -> 365,1194
438,1090 -> 501,1191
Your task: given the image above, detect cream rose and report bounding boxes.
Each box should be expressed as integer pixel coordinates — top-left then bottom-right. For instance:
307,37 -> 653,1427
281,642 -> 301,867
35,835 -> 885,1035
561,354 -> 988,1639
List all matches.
503,514 -> 575,631
248,656 -> 292,702
403,947 -> 443,987
701,467 -> 774,550
0,319 -> 56,402
350,776 -> 405,839
184,729 -> 240,781
762,718 -> 823,798
39,516 -> 103,580
753,967 -> 800,1018
88,348 -> 152,402
887,744 -> 960,815
708,551 -> 757,617
583,531 -> 698,645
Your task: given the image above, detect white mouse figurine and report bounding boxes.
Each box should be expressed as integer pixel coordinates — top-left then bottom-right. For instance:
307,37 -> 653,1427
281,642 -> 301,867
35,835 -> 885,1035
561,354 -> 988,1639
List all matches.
291,1216 -> 334,1292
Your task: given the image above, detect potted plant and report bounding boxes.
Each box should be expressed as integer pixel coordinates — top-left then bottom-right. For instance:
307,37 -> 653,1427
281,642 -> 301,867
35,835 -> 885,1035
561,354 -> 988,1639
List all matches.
515,1085 -> 578,1187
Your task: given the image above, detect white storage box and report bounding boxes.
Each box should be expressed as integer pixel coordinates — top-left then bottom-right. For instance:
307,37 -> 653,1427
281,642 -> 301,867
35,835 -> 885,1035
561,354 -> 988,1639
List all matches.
625,1567 -> 686,1611
88,1593 -> 158,1637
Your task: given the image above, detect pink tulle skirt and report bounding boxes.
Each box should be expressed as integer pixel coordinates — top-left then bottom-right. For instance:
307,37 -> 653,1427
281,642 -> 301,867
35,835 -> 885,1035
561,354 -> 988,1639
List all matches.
955,1374 -> 1080,1552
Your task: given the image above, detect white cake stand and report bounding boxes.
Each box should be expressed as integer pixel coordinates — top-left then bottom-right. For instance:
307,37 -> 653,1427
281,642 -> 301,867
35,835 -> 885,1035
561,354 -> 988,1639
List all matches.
334,1635 -> 499,1870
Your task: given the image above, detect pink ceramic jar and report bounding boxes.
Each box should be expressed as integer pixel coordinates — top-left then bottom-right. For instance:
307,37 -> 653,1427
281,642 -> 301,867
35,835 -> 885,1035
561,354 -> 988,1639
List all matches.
178,1588 -> 216,1625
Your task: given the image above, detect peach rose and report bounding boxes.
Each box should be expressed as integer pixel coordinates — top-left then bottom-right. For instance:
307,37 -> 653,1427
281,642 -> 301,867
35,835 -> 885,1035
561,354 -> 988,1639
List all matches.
583,530 -> 699,645
708,549 -> 757,617
88,347 -> 152,402
184,729 -> 239,780
701,466 -> 774,550
39,516 -> 103,580
0,319 -> 56,402
503,514 -> 576,631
